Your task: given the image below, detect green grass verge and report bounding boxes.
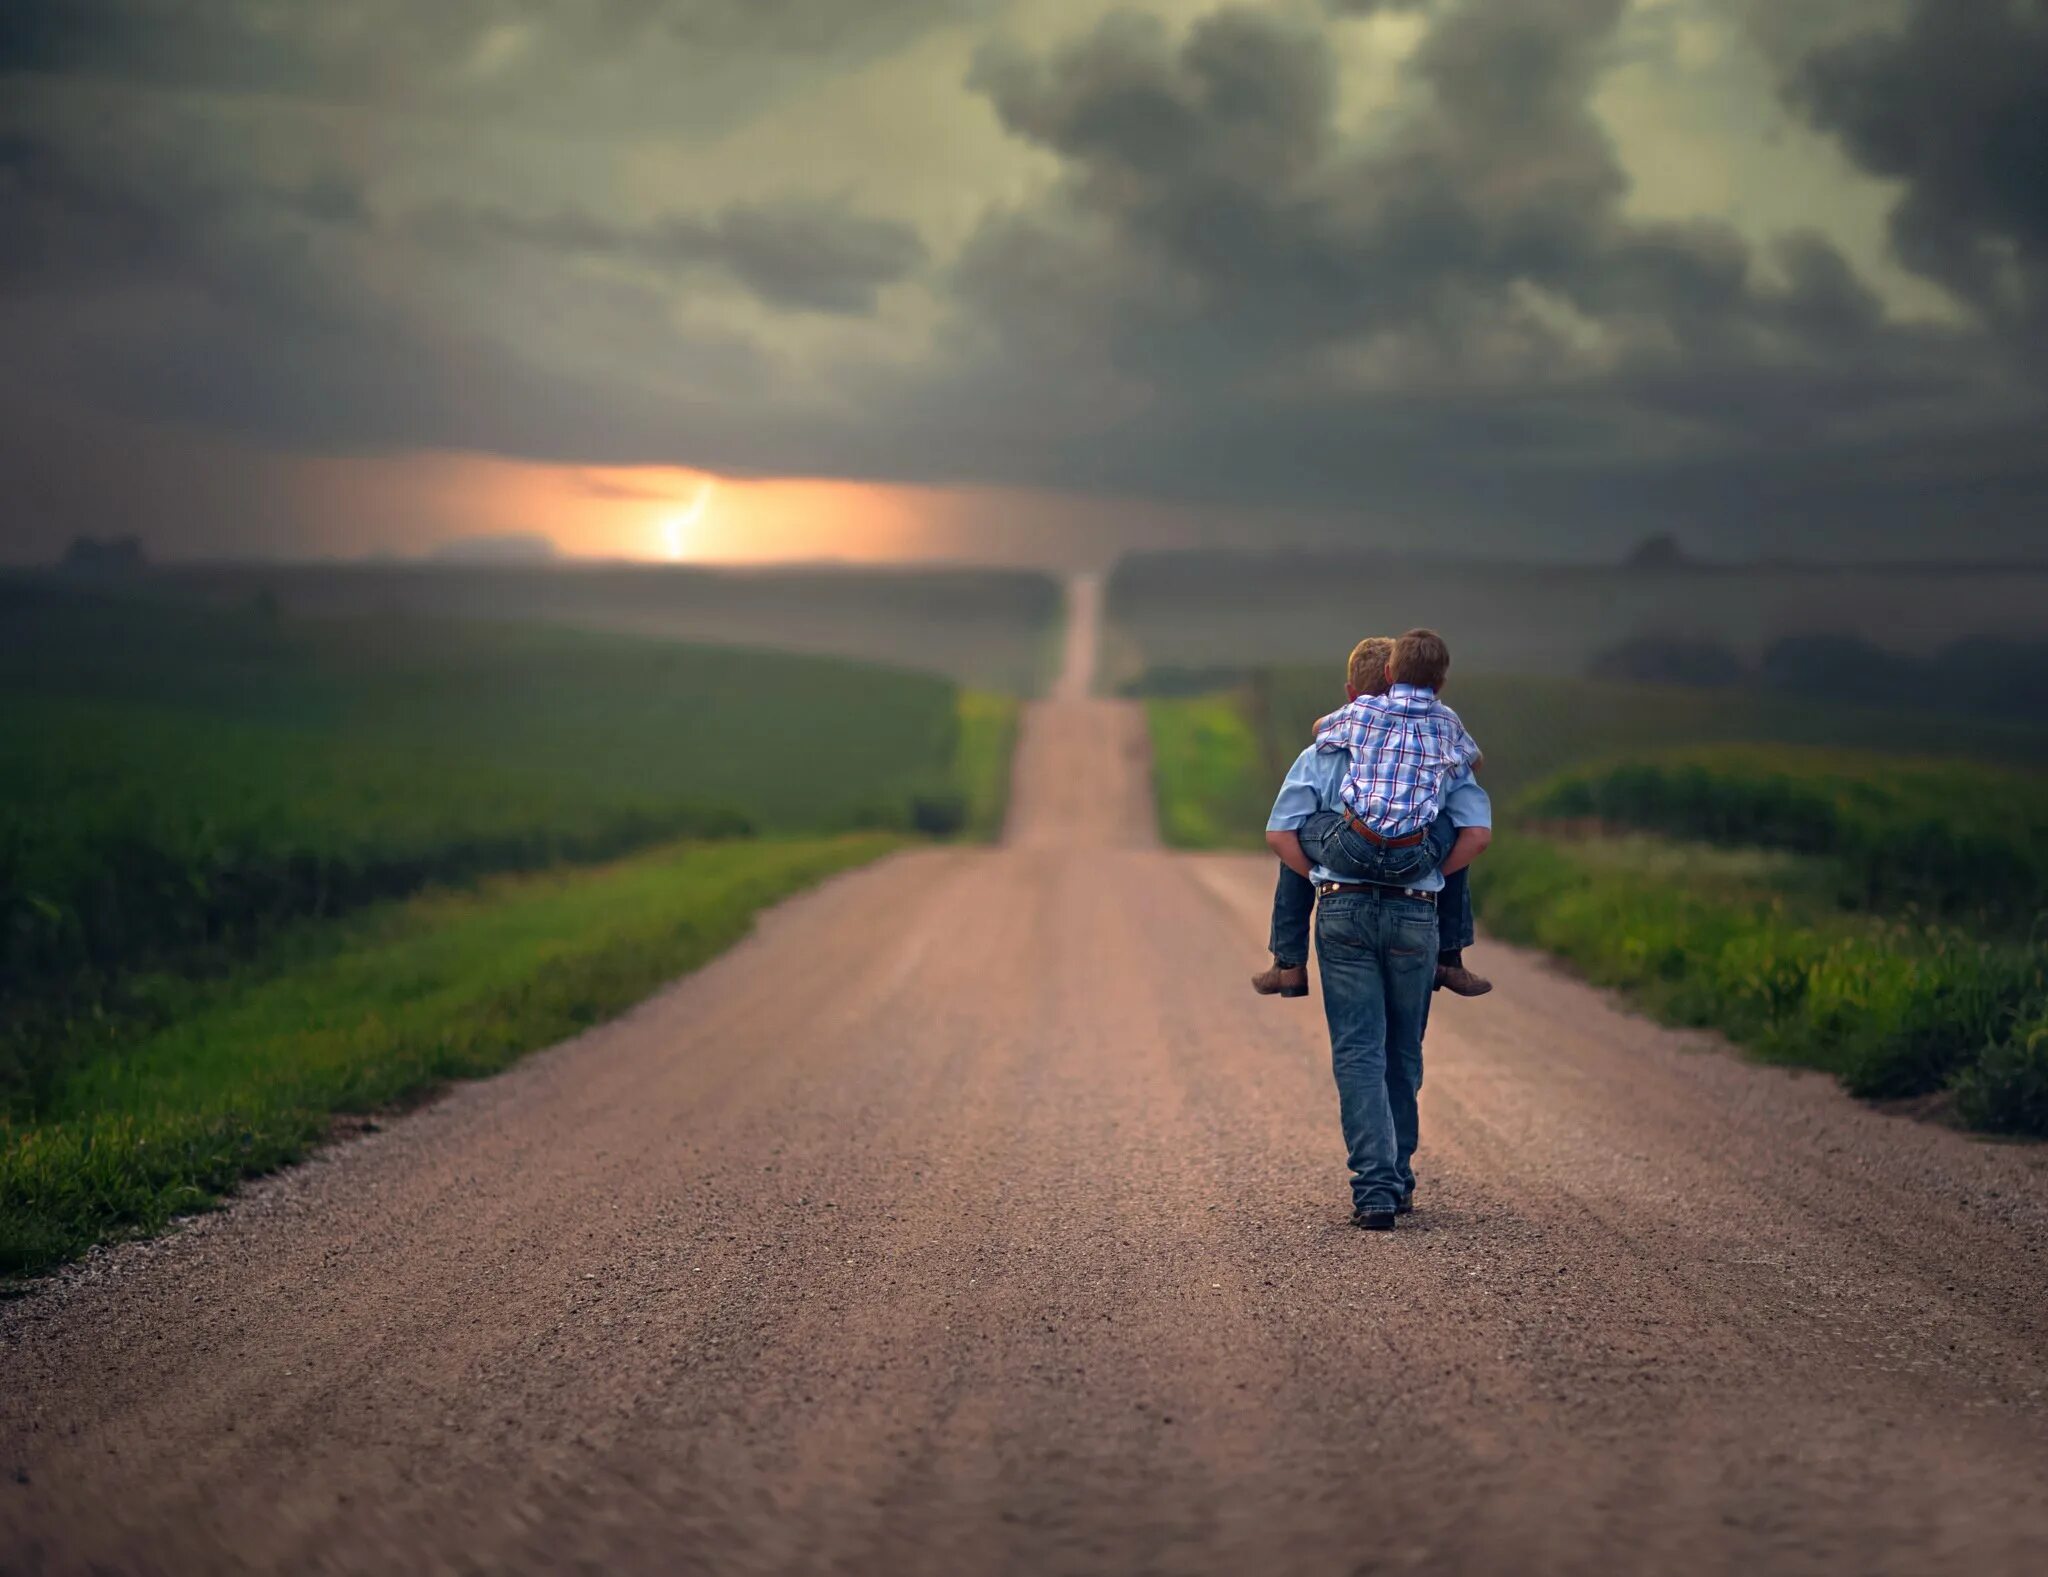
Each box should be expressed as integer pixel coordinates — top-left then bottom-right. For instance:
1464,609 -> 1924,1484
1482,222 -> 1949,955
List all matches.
1476,833 -> 2047,1134
1144,695 -> 1267,850
955,691 -> 1023,840
0,833 -> 900,1280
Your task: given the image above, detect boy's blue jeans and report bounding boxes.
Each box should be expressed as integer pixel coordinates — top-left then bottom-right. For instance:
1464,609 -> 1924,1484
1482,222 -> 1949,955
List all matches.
1267,810 -> 1473,969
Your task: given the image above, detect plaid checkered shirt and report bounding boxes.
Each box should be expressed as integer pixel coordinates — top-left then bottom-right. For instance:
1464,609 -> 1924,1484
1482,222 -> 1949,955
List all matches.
1311,684 -> 1482,837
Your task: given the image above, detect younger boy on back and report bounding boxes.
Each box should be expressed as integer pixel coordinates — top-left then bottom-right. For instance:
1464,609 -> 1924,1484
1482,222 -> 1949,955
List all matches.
1253,628 -> 1493,1000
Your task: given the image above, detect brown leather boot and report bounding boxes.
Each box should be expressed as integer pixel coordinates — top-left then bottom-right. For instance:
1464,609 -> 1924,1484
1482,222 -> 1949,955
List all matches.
1435,962 -> 1493,997
1251,958 -> 1310,998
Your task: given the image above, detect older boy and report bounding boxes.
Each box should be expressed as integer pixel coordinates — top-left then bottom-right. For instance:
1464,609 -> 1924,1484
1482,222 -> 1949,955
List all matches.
1252,633 -> 1491,1000
1259,628 -> 1495,1228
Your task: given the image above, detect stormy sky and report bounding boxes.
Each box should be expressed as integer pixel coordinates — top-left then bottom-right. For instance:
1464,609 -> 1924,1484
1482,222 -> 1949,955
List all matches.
3,0 -> 2045,564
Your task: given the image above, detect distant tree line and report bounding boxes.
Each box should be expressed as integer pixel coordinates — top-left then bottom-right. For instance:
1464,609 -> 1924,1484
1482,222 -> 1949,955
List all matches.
59,535 -> 148,574
1590,632 -> 2048,725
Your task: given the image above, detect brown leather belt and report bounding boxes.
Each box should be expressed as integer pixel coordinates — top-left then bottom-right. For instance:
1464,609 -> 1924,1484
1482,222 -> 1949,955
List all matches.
1344,814 -> 1427,848
1317,881 -> 1436,903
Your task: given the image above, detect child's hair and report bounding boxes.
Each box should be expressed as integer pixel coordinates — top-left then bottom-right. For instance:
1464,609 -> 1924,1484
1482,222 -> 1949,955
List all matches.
1346,636 -> 1396,695
1390,628 -> 1452,691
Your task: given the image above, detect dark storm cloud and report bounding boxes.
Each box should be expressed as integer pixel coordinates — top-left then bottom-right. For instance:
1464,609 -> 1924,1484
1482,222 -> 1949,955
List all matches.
412,197 -> 925,315
0,128 -> 784,462
2,0 -> 2046,561
918,0 -> 2027,539
0,0 -> 979,97
1793,0 -> 2048,333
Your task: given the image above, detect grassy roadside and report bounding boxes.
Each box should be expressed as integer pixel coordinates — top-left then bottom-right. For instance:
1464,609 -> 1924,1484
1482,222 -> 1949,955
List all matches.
1144,694 -> 1266,850
955,691 -> 1022,840
1,833 -> 900,1279
1479,832 -> 2046,1133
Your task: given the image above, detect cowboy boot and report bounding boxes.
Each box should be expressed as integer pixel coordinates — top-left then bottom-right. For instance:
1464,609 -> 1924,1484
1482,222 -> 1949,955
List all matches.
1251,957 -> 1310,998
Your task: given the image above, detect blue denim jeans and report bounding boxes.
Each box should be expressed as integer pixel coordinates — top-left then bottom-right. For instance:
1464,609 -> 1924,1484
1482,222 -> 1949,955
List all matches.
1266,810 -> 1473,968
1315,886 -> 1437,1213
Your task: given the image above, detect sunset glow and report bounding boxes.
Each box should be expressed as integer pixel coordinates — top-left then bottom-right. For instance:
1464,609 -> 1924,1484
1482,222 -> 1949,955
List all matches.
662,480 -> 717,561
272,448 -> 1215,569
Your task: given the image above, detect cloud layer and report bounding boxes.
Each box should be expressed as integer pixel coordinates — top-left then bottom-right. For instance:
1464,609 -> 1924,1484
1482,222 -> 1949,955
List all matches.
2,0 -> 2045,560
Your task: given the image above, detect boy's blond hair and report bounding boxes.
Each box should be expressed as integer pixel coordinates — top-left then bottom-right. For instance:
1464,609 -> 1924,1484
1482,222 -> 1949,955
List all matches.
1346,636 -> 1396,696
1390,627 -> 1452,691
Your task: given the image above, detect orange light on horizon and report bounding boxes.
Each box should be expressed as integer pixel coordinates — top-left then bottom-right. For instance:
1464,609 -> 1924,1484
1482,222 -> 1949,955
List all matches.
661,478 -> 717,561
292,449 -> 1181,569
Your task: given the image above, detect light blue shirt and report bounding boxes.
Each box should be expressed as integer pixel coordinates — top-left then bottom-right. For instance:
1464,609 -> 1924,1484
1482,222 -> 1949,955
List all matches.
1266,747 -> 1492,890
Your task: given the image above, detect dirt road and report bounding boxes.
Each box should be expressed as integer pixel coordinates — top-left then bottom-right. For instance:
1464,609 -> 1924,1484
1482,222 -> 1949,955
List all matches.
6,587 -> 2048,1575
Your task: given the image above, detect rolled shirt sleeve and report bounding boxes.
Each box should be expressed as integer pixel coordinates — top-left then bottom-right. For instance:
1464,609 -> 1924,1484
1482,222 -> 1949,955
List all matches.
1440,767 -> 1492,829
1267,745 -> 1344,831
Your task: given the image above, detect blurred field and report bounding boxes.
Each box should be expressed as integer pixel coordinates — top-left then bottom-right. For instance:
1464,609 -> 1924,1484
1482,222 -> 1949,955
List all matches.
1105,549 -> 2048,690
1144,696 -> 1267,850
2,580 -> 1016,1114
1258,666 -> 2048,802
1518,747 -> 2048,926
163,560 -> 1066,695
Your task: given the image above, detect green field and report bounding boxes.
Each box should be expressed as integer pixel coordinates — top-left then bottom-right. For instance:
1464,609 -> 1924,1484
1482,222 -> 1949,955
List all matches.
165,560 -> 1067,695
1,833 -> 899,1278
1518,747 -> 2048,925
4,584 -> 1005,1065
1144,671 -> 2048,1136
2,580 -> 1027,1275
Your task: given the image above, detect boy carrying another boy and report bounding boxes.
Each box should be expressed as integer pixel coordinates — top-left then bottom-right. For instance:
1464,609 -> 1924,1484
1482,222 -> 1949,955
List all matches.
1253,629 -> 1493,1001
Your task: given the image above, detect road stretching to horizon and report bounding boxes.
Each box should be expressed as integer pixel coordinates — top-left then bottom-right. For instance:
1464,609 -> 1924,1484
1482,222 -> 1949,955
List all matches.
6,580 -> 2048,1574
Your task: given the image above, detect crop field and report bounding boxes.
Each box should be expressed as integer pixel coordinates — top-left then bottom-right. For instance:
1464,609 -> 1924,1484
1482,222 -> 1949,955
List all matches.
166,561 -> 1067,695
2,580 -> 1016,1119
1518,747 -> 2048,926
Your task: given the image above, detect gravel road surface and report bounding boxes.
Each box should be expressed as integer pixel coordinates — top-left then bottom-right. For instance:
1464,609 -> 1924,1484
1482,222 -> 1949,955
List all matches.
5,586 -> 2047,1574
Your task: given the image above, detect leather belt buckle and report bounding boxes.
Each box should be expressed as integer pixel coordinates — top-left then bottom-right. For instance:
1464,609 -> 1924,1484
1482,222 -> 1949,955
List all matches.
1315,880 -> 1436,903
